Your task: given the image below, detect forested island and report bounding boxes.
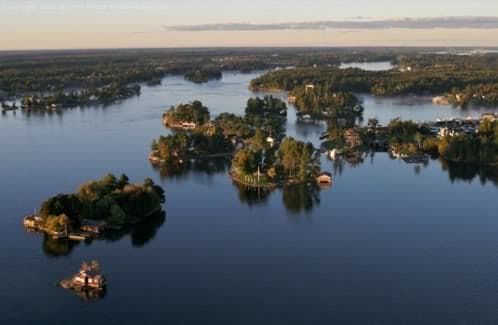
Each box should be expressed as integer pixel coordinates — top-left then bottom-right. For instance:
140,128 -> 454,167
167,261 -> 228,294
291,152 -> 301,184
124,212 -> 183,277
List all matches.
162,100 -> 211,129
289,85 -> 363,120
24,174 -> 165,238
230,137 -> 321,188
184,68 -> 222,83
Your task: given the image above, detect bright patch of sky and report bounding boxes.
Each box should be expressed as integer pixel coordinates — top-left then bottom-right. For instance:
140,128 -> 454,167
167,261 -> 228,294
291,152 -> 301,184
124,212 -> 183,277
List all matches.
1,0 -> 497,49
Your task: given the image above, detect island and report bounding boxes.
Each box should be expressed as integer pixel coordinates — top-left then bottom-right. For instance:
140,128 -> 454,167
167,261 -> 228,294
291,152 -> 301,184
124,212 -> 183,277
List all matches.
230,136 -> 326,188
59,260 -> 106,301
162,101 -> 211,130
19,84 -> 141,111
149,131 -> 234,166
288,84 -> 363,121
184,68 -> 222,83
23,174 -> 165,240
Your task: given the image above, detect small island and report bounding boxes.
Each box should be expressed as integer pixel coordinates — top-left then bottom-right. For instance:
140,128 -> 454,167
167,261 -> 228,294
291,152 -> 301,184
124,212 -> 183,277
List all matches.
184,68 -> 222,84
23,174 -> 165,239
230,136 -> 325,188
59,260 -> 106,301
162,100 -> 210,130
149,131 -> 234,166
289,84 -> 363,121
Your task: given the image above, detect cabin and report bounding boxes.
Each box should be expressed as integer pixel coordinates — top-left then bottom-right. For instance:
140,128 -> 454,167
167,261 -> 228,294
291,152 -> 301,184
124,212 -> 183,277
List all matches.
72,268 -> 106,289
23,215 -> 44,229
305,84 -> 315,93
344,128 -> 362,148
81,220 -> 107,234
316,172 -> 332,185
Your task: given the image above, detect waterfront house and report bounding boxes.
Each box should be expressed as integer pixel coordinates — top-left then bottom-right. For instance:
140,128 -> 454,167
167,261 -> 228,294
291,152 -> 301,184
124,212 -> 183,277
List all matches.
73,269 -> 105,289
316,172 -> 332,185
23,215 -> 44,229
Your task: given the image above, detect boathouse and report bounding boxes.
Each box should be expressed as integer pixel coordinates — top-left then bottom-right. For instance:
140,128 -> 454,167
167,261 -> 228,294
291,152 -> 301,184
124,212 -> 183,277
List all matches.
316,172 -> 332,185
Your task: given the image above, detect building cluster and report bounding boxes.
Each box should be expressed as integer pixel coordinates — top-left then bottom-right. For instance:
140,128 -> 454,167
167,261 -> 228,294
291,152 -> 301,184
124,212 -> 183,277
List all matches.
428,113 -> 497,138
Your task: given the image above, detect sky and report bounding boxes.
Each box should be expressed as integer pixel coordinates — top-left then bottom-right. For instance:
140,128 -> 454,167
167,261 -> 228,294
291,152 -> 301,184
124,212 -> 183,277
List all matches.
1,0 -> 498,49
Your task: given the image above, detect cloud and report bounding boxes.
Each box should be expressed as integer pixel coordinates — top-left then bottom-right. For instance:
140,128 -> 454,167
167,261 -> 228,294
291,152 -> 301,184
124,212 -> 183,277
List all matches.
164,16 -> 498,32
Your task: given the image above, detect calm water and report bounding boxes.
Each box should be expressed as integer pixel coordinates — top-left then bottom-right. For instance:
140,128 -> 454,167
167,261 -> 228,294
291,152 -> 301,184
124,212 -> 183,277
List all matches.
1,72 -> 498,324
339,61 -> 394,71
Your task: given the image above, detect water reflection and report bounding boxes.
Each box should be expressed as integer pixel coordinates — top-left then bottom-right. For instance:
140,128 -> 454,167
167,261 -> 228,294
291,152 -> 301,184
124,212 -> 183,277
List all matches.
327,149 -> 498,187
232,182 -> 271,207
328,151 -> 370,176
152,158 -> 230,180
233,181 -> 324,214
441,160 -> 498,187
67,286 -> 107,302
38,212 -> 166,257
282,183 -> 321,215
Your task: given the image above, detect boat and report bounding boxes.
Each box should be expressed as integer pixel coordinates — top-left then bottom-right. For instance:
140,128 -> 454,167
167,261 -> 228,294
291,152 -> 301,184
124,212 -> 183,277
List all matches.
69,233 -> 90,241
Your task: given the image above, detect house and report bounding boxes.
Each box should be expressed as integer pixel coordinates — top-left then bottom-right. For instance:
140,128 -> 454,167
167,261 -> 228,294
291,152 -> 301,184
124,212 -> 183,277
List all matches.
344,128 -> 362,148
72,267 -> 106,289
316,172 -> 332,185
23,215 -> 44,229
